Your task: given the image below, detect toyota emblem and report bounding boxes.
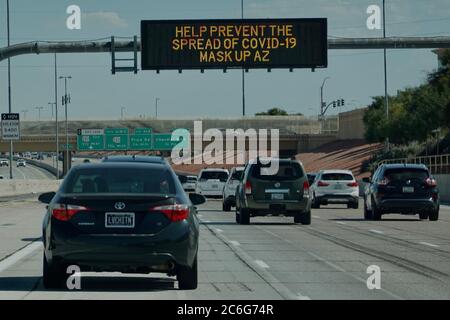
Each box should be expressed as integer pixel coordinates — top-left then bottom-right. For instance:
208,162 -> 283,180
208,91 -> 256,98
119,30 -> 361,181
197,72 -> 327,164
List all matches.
114,202 -> 126,210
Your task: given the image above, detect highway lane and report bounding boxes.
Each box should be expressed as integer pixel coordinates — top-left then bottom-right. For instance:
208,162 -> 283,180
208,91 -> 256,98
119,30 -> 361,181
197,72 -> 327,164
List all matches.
0,161 -> 53,180
0,197 -> 449,299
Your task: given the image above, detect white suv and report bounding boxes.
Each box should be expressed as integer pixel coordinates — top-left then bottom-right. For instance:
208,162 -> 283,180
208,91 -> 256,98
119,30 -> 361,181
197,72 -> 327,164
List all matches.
0,158 -> 9,167
222,167 -> 245,211
195,168 -> 229,197
311,170 -> 359,209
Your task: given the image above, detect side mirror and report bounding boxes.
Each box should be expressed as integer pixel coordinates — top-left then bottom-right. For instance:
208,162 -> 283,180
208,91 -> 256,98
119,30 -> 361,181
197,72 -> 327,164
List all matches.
38,192 -> 56,204
189,193 -> 206,206
362,177 -> 371,183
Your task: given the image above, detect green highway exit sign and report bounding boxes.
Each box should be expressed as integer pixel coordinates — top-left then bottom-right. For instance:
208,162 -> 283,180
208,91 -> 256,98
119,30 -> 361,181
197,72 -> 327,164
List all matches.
77,134 -> 104,151
105,134 -> 129,150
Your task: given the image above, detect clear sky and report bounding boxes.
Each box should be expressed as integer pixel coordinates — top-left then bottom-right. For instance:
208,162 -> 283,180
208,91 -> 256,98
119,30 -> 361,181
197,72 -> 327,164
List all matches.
0,0 -> 449,120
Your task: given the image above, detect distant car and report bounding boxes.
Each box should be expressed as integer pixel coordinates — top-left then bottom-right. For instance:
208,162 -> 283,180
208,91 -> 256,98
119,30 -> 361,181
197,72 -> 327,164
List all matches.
38,161 -> 206,290
310,170 -> 359,209
363,164 -> 439,221
222,167 -> 245,211
195,168 -> 229,197
235,158 -> 311,225
31,152 -> 39,160
0,158 -> 9,167
182,176 -> 198,192
16,159 -> 26,167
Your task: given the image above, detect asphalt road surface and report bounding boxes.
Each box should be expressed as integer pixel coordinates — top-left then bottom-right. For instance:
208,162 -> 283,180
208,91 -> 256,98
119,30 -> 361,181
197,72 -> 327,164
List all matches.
0,161 -> 54,180
0,198 -> 449,300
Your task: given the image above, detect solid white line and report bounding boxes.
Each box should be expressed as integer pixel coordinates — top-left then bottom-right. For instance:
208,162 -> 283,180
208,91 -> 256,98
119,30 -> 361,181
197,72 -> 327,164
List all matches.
419,241 -> 440,248
335,221 -> 347,225
369,229 -> 384,235
229,240 -> 240,246
254,260 -> 270,269
0,242 -> 42,273
312,215 -> 321,219
203,220 -> 211,223
215,228 -> 223,233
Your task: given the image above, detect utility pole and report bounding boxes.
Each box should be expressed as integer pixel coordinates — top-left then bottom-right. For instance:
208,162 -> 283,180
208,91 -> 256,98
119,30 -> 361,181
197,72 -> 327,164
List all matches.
6,0 -> 13,179
59,75 -> 72,175
241,0 -> 246,117
383,0 -> 389,151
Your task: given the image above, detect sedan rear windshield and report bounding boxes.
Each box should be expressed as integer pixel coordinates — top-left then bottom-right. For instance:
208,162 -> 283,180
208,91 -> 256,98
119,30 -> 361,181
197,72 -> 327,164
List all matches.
199,171 -> 229,182
321,173 -> 354,181
63,167 -> 176,194
384,169 -> 429,182
251,162 -> 304,181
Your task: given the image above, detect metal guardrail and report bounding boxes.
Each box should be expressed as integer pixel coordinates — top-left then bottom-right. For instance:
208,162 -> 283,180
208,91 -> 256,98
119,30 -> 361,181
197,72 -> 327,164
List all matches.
379,154 -> 450,175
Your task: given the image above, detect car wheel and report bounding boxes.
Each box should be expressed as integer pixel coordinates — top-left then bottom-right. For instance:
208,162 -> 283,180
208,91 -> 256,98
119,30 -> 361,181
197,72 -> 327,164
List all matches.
222,201 -> 231,212
312,198 -> 320,209
363,199 -> 372,220
295,210 -> 311,225
372,201 -> 382,221
238,208 -> 250,225
429,210 -> 439,221
419,212 -> 429,220
43,253 -> 65,289
177,255 -> 198,290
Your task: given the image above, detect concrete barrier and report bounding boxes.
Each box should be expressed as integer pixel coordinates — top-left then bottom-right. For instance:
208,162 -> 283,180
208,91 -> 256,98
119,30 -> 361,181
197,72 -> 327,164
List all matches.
435,174 -> 450,202
0,179 -> 62,198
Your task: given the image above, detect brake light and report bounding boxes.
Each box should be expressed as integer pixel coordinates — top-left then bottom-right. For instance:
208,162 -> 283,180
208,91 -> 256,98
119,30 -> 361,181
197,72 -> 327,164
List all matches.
317,181 -> 329,187
245,181 -> 252,195
303,181 -> 310,196
150,204 -> 189,222
347,181 -> 359,187
425,178 -> 437,187
51,204 -> 89,221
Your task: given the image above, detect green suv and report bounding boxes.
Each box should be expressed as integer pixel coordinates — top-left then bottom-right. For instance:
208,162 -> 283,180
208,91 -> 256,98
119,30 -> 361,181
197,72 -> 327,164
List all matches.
235,158 -> 312,225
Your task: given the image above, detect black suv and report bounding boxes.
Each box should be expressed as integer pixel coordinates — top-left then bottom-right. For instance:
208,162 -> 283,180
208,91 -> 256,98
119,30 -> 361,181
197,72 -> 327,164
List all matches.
363,164 -> 439,221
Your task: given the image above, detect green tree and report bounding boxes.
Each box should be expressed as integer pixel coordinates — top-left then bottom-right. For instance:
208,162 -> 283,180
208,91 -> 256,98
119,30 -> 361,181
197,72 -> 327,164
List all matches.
255,108 -> 288,116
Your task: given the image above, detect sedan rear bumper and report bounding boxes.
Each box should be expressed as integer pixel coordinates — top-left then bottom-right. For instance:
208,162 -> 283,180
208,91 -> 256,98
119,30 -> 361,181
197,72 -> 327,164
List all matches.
315,194 -> 358,205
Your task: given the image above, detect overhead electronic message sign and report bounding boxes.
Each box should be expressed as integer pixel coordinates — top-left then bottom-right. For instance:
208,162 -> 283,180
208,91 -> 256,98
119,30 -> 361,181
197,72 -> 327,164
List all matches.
141,18 -> 327,70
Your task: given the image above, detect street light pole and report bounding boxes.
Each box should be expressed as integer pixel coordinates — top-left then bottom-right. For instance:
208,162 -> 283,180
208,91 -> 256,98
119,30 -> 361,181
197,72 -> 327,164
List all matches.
383,0 -> 390,151
320,77 -> 330,116
35,106 -> 44,121
48,102 -> 56,121
6,0 -> 13,179
59,75 -> 72,175
54,53 -> 59,179
155,98 -> 160,119
121,107 -> 126,120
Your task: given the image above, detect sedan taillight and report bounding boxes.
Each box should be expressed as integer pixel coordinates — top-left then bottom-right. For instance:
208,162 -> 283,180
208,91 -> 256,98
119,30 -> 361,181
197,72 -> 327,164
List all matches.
150,204 -> 189,222
51,204 -> 89,221
347,181 -> 359,187
317,181 -> 329,187
303,181 -> 310,196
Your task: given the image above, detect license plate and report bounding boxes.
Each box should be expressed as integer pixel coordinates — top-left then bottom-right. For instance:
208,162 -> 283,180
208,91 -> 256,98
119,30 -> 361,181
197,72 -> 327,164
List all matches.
402,186 -> 414,193
105,212 -> 135,228
271,193 -> 284,200
334,184 -> 343,189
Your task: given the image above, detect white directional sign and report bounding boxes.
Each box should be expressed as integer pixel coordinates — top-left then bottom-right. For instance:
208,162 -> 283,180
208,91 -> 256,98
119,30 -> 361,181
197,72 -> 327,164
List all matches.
1,113 -> 20,140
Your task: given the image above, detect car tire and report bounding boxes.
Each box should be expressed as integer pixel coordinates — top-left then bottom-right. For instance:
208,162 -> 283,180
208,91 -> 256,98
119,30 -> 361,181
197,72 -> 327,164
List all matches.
177,255 -> 198,290
222,201 -> 231,212
364,199 -> 372,220
43,254 -> 65,289
429,210 -> 439,221
312,198 -> 320,209
372,201 -> 382,221
295,210 -> 311,225
238,208 -> 250,225
419,212 -> 429,220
